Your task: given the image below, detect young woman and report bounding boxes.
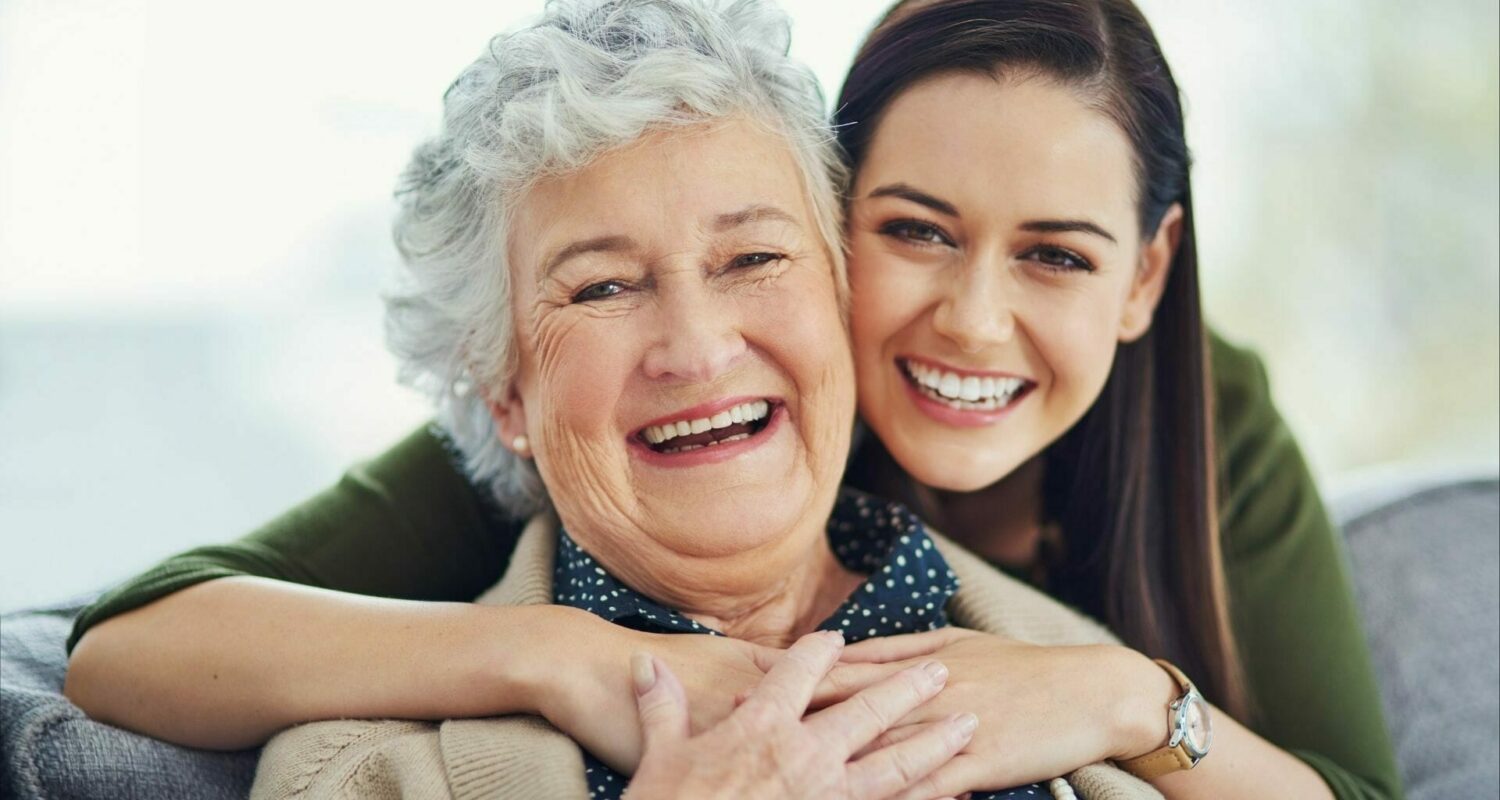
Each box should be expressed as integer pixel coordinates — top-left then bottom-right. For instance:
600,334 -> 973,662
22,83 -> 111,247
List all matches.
65,1 -> 1401,798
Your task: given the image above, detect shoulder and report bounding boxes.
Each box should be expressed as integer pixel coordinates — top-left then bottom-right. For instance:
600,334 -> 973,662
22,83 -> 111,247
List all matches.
928,529 -> 1118,647
1205,331 -> 1341,590
1207,329 -> 1278,458
1206,330 -> 1321,547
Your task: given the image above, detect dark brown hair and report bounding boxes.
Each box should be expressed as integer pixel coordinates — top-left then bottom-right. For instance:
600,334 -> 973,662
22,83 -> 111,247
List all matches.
838,0 -> 1249,718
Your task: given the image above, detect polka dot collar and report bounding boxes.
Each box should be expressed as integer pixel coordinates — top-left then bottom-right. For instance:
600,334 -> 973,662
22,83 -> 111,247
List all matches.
552,488 -> 960,642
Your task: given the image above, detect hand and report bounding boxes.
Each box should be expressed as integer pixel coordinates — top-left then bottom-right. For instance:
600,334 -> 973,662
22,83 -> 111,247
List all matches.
625,631 -> 976,800
823,628 -> 1174,799
537,610 -> 894,773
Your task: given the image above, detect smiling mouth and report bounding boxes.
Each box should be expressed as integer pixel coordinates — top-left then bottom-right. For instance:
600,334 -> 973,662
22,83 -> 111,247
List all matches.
898,358 -> 1035,412
636,399 -> 776,454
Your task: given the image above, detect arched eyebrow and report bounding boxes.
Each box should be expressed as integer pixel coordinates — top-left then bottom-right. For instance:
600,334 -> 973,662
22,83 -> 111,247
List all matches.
1019,219 -> 1117,244
867,183 -> 958,218
868,182 -> 1118,244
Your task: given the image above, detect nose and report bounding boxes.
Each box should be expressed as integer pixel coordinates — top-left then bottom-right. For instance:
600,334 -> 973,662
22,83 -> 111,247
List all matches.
641,280 -> 748,383
931,253 -> 1014,353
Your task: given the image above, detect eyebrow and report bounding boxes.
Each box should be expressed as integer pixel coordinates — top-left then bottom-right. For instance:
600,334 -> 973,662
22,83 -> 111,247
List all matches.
867,183 -> 959,218
542,205 -> 800,280
1020,219 -> 1118,244
869,182 -> 1117,245
713,204 -> 798,231
541,234 -> 636,280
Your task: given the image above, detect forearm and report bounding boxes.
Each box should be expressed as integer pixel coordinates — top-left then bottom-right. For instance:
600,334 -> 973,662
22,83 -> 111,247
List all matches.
1108,649 -> 1335,800
1151,708 -> 1333,800
64,576 -> 586,750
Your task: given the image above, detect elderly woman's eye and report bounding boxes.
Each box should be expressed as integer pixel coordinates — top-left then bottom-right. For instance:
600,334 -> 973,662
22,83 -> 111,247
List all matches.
880,220 -> 954,247
571,280 -> 629,303
1022,245 -> 1095,273
730,252 -> 785,270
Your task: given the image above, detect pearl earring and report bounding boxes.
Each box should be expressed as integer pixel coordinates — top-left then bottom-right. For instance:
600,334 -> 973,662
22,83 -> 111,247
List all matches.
512,435 -> 529,454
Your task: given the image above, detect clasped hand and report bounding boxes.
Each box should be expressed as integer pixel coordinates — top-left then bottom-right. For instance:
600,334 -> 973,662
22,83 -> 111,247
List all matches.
546,623 -> 1136,800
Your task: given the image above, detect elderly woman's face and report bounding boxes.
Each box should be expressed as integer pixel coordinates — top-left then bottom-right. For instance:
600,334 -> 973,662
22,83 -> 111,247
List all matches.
499,118 -> 855,579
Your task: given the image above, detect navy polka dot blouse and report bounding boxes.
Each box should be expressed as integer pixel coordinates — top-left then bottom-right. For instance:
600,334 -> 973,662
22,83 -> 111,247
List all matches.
554,488 -> 1075,800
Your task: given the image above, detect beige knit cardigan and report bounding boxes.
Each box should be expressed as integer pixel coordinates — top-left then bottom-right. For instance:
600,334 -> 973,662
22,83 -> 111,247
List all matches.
251,514 -> 1162,800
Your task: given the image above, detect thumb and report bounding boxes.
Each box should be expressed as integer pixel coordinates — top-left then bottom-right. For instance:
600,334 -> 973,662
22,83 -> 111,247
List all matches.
633,652 -> 689,751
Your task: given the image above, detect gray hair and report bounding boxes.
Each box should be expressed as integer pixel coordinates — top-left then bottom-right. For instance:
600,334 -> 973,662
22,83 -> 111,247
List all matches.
385,0 -> 848,517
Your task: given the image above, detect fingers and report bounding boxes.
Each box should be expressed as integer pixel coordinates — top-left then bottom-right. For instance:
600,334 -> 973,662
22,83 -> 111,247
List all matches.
805,660 -> 948,755
838,629 -> 958,664
734,630 -> 844,722
882,752 -> 988,800
845,713 -> 978,800
851,721 -> 930,760
810,662 -> 905,708
633,653 -> 689,752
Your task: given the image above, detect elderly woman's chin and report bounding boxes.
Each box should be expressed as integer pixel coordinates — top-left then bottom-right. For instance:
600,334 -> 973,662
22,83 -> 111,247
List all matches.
501,117 -> 857,587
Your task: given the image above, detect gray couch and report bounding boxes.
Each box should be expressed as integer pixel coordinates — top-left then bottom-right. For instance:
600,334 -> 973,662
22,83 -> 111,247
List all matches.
4,473 -> 1497,799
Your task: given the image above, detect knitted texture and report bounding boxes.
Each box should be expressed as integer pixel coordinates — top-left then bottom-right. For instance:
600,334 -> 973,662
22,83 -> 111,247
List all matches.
252,515 -> 1161,799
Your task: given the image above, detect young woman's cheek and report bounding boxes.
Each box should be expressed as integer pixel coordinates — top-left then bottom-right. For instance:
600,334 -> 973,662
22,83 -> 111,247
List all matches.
1015,277 -> 1128,404
848,247 -> 943,353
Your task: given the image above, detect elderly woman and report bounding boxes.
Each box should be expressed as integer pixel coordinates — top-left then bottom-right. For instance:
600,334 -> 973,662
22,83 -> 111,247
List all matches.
69,2 -> 1166,798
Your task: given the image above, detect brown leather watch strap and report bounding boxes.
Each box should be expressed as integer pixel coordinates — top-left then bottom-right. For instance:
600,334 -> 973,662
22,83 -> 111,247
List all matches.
1113,659 -> 1201,782
1116,744 -> 1195,781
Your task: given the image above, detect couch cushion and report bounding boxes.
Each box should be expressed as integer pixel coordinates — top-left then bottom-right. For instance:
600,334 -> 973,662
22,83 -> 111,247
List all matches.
1,598 -> 257,800
1341,477 -> 1500,800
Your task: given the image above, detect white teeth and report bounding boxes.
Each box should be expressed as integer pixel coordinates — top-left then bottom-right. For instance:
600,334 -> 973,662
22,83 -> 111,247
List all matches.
900,360 -> 1028,410
938,372 -> 962,399
960,376 -> 981,402
642,400 -> 773,448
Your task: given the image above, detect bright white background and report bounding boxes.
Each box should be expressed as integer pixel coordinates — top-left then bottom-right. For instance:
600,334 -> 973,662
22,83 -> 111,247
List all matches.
2,0 -> 1496,610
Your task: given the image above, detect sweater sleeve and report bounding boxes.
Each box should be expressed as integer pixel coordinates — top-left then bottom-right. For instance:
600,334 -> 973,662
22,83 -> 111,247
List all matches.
1209,331 -> 1404,800
67,425 -> 523,653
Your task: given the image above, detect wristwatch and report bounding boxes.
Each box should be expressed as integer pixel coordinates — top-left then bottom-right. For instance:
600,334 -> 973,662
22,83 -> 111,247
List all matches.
1115,659 -> 1213,781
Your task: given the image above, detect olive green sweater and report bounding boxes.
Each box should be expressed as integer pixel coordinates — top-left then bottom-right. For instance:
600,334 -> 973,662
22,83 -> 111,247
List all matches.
68,333 -> 1404,799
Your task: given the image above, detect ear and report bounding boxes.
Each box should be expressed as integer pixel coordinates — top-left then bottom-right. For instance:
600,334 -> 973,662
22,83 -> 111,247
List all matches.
485,380 -> 532,458
1118,203 -> 1183,343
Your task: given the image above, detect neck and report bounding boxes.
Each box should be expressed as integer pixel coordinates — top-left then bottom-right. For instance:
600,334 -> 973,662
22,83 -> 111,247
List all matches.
931,454 -> 1048,569
681,548 -> 861,646
576,516 -> 864,648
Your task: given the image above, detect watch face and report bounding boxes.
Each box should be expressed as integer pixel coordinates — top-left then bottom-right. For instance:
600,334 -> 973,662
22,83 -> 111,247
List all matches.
1182,694 -> 1212,756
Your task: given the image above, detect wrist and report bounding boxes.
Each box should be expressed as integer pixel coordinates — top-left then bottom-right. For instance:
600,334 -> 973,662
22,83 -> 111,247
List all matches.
486,604 -> 612,721
1102,646 -> 1181,761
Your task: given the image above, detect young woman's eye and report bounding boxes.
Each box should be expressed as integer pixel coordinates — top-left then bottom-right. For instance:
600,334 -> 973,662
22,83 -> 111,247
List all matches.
571,280 -> 629,303
729,251 -> 785,270
880,220 -> 954,247
1022,245 -> 1095,272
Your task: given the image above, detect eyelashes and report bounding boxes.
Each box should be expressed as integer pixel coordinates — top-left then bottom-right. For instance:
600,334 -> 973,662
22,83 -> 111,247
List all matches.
879,219 -> 954,247
568,251 -> 788,305
876,218 -> 1096,273
571,280 -> 629,303
1018,244 -> 1095,273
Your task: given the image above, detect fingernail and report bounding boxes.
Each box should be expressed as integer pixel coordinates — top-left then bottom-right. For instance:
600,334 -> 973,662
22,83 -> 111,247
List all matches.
922,660 -> 949,683
824,630 -> 845,646
955,712 -> 978,738
630,652 -> 656,695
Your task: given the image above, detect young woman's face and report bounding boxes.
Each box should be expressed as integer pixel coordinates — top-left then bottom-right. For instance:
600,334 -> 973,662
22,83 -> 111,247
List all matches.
847,72 -> 1177,492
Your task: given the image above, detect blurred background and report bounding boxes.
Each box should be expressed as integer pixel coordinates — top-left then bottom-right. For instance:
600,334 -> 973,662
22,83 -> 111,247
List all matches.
2,0 -> 1496,610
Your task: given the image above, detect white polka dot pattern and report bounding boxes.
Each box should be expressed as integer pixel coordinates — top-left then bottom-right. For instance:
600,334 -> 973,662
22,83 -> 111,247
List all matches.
552,488 -> 1077,800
